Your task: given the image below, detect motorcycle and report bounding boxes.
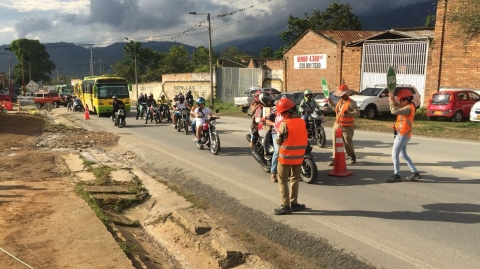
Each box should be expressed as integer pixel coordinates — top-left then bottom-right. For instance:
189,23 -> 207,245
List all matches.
145,104 -> 160,124
196,116 -> 221,155
66,100 -> 73,112
306,109 -> 326,148
137,102 -> 147,120
246,122 -> 318,184
73,99 -> 84,112
159,103 -> 172,122
113,104 -> 126,128
176,108 -> 190,135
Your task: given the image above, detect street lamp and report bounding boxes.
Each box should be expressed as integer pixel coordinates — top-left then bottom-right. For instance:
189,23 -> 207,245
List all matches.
124,37 -> 139,99
4,47 -> 15,99
189,11 -> 214,108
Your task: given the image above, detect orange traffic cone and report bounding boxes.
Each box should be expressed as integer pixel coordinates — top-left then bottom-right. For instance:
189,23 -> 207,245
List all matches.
328,128 -> 353,177
84,104 -> 90,120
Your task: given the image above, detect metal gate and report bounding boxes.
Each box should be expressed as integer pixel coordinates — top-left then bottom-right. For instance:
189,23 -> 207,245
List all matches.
216,67 -> 262,103
360,39 -> 429,104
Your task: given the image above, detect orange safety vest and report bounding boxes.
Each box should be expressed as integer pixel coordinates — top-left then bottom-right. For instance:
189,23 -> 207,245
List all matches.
278,118 -> 308,165
335,99 -> 355,127
395,103 -> 415,137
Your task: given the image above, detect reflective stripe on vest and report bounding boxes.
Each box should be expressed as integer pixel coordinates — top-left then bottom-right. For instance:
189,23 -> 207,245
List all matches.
335,99 -> 354,127
395,103 -> 415,137
278,118 -> 308,165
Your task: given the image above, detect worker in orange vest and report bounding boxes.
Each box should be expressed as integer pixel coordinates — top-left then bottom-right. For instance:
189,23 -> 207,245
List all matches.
387,89 -> 421,183
327,84 -> 359,166
274,98 -> 309,215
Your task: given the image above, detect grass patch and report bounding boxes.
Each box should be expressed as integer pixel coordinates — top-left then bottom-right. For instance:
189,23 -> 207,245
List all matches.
87,165 -> 115,185
75,184 -> 112,224
83,159 -> 96,166
118,241 -> 136,254
206,99 -> 250,118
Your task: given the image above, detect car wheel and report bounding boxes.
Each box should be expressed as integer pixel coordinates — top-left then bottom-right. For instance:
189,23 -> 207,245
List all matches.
53,101 -> 60,108
36,102 -> 42,109
428,116 -> 437,121
452,111 -> 463,122
363,105 -> 377,119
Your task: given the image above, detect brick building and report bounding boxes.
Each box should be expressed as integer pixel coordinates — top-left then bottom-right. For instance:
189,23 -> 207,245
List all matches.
425,0 -> 480,100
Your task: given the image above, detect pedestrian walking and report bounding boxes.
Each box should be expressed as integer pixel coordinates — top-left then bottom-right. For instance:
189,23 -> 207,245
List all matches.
387,89 -> 421,183
327,84 -> 359,166
273,98 -> 308,215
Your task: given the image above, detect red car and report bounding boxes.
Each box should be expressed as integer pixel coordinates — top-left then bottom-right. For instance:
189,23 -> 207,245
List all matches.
426,89 -> 480,121
0,93 -> 11,101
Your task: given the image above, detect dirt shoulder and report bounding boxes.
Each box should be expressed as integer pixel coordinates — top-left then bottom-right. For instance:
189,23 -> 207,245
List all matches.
0,113 -> 132,269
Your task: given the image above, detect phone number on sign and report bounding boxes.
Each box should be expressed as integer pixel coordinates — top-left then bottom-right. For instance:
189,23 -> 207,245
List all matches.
298,63 -> 322,69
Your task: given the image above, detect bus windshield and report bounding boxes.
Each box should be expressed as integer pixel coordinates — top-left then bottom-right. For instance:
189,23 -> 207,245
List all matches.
97,85 -> 129,99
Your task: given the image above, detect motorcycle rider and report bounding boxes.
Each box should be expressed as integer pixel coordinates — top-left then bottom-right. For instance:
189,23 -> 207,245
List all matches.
112,96 -> 125,126
136,93 -> 147,120
172,94 -> 191,128
299,89 -> 321,129
256,92 -> 275,155
249,90 -> 263,148
185,90 -> 194,107
158,94 -> 172,121
194,97 -> 219,143
145,93 -> 157,124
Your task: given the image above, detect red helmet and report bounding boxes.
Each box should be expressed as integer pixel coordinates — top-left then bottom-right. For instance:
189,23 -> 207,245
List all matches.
276,98 -> 295,113
397,89 -> 413,100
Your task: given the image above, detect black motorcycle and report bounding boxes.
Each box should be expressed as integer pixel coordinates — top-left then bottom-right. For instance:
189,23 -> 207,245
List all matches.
137,102 -> 147,120
145,104 -> 159,124
159,103 -> 172,122
113,104 -> 126,128
73,99 -> 84,112
176,108 -> 190,135
246,128 -> 318,184
307,110 -> 326,148
196,116 -> 221,155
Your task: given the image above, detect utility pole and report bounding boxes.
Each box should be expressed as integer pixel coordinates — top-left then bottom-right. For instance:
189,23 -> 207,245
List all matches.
189,11 -> 214,108
124,37 -> 138,99
29,61 -> 31,82
90,45 -> 93,76
98,54 -> 102,75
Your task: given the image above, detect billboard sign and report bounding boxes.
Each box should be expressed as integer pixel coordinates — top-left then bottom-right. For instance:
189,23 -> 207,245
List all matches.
294,54 -> 327,69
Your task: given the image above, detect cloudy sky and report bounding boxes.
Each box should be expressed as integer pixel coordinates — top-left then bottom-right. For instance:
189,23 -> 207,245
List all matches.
0,0 -> 433,48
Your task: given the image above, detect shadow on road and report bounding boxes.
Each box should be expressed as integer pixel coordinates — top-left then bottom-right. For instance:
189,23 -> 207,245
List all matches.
295,203 -> 480,223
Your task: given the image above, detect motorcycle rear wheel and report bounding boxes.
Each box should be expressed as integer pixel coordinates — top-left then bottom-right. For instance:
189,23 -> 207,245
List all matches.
210,132 -> 220,155
118,118 -> 125,128
300,159 -> 318,184
316,127 -> 326,148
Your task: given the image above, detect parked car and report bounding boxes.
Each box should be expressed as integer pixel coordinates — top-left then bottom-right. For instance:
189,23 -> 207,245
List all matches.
426,89 -> 480,121
469,101 -> 480,122
17,92 -> 35,103
350,84 -> 421,119
234,87 -> 281,112
0,92 -> 11,101
33,90 -> 63,109
315,91 -> 360,114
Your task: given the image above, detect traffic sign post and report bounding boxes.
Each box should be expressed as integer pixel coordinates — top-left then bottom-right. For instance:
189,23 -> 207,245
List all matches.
387,67 -> 396,93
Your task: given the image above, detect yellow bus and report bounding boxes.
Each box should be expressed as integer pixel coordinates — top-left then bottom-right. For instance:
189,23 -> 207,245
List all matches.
78,75 -> 131,117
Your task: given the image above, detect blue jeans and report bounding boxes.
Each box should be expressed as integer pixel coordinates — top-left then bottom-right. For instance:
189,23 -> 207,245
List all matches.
392,134 -> 418,175
191,121 -> 196,135
270,133 -> 279,174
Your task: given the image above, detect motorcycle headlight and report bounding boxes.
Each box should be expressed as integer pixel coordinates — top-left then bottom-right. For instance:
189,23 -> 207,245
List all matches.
210,120 -> 216,127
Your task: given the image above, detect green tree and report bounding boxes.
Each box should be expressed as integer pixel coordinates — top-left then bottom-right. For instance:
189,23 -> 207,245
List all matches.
162,45 -> 190,74
9,38 -> 56,85
219,46 -> 251,60
276,2 -> 362,58
190,46 -> 211,72
425,14 -> 436,27
447,0 -> 480,44
274,45 -> 288,60
259,47 -> 274,58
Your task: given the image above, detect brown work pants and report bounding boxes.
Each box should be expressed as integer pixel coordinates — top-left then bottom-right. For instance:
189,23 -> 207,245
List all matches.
332,123 -> 355,158
277,162 -> 301,207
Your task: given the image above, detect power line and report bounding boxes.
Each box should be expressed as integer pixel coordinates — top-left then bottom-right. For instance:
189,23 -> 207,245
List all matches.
20,0 -> 62,42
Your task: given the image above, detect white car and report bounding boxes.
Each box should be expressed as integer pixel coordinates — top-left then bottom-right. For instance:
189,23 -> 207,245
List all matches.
350,84 -> 421,119
469,101 -> 480,122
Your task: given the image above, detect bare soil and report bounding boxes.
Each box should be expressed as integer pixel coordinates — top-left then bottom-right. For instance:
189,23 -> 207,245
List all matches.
0,113 -> 133,269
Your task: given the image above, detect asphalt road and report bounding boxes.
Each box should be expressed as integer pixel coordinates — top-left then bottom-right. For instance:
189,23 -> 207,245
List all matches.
58,109 -> 480,269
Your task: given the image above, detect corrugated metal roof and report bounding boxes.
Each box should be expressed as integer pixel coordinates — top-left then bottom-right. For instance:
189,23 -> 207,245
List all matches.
391,28 -> 435,39
316,30 -> 383,44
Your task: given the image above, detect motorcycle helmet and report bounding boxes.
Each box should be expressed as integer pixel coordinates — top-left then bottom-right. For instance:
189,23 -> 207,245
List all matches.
304,89 -> 313,101
161,94 -> 165,99
280,94 -> 296,104
187,90 -> 192,95
276,98 -> 296,113
253,90 -> 262,102
178,92 -> 183,96
173,94 -> 178,101
112,95 -> 117,99
259,92 -> 274,107
179,95 -> 185,102
148,93 -> 153,98
196,97 -> 206,105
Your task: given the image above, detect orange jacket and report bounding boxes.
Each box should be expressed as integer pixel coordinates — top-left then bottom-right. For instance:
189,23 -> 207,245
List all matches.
279,118 -> 308,165
395,103 -> 415,137
335,99 -> 354,127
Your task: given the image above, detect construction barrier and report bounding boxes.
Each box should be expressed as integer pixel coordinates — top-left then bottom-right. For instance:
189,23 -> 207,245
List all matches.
328,128 -> 353,177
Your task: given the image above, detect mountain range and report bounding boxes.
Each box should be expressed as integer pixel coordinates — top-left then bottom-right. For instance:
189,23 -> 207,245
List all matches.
0,0 -> 437,79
